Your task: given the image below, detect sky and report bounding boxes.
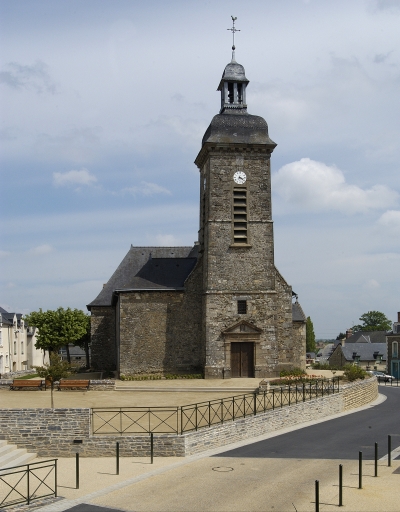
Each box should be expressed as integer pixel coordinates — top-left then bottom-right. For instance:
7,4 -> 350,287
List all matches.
1,0 -> 399,339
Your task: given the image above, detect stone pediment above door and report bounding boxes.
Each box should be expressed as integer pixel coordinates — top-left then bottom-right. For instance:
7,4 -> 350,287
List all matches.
222,320 -> 262,342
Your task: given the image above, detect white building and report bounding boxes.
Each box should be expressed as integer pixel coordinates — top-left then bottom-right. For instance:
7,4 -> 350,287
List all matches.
0,307 -> 48,375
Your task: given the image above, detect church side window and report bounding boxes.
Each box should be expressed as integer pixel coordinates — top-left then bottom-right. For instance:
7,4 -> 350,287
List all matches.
233,188 -> 247,244
237,300 -> 247,314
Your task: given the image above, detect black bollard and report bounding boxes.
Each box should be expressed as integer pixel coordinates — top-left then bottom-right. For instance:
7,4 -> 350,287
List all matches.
374,442 -> 378,477
315,480 -> 319,512
388,435 -> 392,467
76,453 -> 79,489
339,464 -> 343,506
150,433 -> 154,464
116,442 -> 120,475
358,451 -> 362,489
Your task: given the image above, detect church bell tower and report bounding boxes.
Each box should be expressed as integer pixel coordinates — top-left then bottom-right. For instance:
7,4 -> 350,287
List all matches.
195,19 -> 305,379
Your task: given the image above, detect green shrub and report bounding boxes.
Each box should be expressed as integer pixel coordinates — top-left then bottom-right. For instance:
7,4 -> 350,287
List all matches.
164,374 -> 203,380
119,373 -> 203,381
311,363 -> 341,370
343,364 -> 367,382
279,367 -> 306,378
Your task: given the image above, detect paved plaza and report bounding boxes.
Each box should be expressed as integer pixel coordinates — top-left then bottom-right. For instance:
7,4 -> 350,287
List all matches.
2,376 -> 398,511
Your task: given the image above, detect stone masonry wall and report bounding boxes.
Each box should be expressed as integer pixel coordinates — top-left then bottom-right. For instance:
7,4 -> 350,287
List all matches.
341,376 -> 379,410
184,393 -> 343,455
0,378 -> 378,458
119,285 -> 203,376
200,150 -> 305,378
90,307 -> 116,371
0,408 -> 185,457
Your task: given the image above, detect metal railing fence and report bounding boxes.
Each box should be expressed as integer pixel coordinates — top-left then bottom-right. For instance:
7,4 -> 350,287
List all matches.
91,377 -> 339,435
92,406 -> 179,435
0,459 -> 57,508
378,377 -> 400,387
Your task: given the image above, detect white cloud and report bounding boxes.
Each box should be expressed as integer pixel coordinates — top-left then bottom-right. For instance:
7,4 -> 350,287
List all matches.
29,244 -> 53,255
53,168 -> 97,187
377,209 -> 400,226
153,234 -> 181,246
364,279 -> 380,289
0,60 -> 57,94
121,181 -> 171,197
273,158 -> 398,214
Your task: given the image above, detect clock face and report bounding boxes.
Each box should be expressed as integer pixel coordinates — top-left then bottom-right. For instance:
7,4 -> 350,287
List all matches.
233,171 -> 247,184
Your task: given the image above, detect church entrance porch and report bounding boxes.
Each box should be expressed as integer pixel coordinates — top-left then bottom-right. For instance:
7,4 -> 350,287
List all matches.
231,342 -> 254,378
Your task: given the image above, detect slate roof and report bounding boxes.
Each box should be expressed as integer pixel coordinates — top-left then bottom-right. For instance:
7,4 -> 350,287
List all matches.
117,257 -> 197,291
292,301 -> 306,322
0,307 -> 23,326
317,343 -> 335,360
201,113 -> 277,147
344,331 -> 387,344
331,342 -> 387,362
87,246 -> 198,309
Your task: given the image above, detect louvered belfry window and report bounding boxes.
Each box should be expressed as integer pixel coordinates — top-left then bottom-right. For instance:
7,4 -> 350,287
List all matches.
233,188 -> 248,244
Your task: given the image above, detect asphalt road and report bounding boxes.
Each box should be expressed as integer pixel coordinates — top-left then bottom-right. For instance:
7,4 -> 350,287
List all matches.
216,386 -> 400,460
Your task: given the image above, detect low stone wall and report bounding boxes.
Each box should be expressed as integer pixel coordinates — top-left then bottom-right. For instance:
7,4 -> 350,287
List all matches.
341,376 -> 379,410
0,408 -> 184,457
183,393 -> 343,456
84,380 -> 115,391
0,378 -> 378,458
0,380 -> 12,390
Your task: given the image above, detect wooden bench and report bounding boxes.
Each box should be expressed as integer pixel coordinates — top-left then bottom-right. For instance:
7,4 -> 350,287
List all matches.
58,379 -> 90,390
10,379 -> 44,390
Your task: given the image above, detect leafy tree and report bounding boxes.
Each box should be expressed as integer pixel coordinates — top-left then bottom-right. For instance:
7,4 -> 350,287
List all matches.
352,311 -> 392,333
336,332 -> 346,340
33,353 -> 73,408
25,307 -> 89,362
74,314 -> 91,368
306,316 -> 316,353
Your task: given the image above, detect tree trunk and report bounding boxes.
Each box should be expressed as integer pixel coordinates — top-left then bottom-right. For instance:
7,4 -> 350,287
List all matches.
65,344 -> 71,364
50,382 -> 54,409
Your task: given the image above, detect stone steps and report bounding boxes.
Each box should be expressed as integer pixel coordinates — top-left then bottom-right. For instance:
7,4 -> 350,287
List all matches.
0,440 -> 36,469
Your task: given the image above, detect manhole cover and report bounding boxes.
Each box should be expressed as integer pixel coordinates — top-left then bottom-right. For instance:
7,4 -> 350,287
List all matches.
212,466 -> 234,472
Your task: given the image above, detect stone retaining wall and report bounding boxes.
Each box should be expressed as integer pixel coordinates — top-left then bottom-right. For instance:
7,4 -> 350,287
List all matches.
341,377 -> 379,410
0,377 -> 378,458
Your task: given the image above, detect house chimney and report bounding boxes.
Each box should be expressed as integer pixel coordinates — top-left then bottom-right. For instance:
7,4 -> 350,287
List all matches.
346,329 -> 353,339
397,312 -> 400,323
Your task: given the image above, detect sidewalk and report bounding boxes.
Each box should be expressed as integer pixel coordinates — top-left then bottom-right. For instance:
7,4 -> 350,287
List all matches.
18,393 -> 398,512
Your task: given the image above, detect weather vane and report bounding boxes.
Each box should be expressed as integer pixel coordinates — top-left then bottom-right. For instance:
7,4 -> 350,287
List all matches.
227,16 -> 240,57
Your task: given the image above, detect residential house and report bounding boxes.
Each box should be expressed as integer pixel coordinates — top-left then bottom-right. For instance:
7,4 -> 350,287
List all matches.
329,337 -> 386,371
386,312 -> 400,379
0,307 -> 48,375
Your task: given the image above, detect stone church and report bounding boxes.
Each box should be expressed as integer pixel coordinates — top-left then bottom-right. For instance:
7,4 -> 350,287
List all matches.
87,52 -> 306,378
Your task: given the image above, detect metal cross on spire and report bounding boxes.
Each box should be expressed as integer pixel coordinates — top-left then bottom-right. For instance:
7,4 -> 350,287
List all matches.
227,16 -> 240,60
